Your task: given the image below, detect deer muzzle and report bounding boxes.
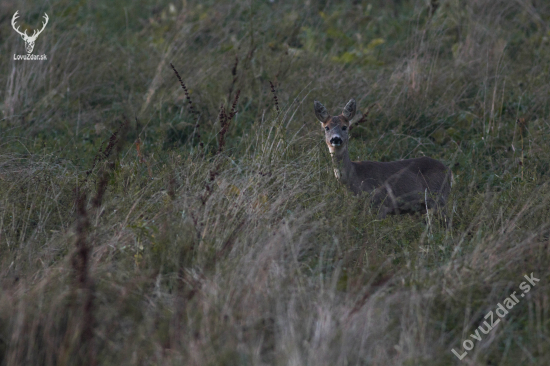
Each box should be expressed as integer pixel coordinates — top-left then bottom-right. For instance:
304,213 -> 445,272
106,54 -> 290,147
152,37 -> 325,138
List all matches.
330,136 -> 343,147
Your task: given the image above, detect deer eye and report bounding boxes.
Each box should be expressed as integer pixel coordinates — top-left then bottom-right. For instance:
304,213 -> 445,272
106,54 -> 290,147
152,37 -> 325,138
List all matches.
324,126 -> 329,131
342,126 -> 347,131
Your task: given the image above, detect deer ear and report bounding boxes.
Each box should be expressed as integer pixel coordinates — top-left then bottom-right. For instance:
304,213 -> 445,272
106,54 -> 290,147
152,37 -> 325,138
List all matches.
342,99 -> 356,121
314,100 -> 330,123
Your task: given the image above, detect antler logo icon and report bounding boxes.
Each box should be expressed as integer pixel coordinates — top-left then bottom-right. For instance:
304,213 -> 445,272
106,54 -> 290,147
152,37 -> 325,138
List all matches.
11,11 -> 49,54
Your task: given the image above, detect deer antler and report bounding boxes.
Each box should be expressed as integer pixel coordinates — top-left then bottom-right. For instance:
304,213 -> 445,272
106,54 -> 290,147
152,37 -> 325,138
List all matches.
11,11 -> 49,41
29,13 -> 49,40
11,11 -> 28,38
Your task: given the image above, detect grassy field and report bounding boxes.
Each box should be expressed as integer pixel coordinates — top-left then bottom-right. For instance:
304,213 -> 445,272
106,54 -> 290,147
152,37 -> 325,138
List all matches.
1,0 -> 549,364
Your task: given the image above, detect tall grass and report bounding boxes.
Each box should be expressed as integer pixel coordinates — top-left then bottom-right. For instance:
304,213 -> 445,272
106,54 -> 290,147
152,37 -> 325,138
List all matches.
1,0 -> 549,364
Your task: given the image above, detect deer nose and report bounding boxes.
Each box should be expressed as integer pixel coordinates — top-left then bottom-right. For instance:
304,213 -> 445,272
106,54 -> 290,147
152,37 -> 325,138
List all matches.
330,137 -> 342,146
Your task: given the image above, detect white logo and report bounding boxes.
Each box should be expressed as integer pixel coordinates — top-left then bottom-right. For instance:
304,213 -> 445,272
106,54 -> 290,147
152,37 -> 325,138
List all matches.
12,11 -> 48,60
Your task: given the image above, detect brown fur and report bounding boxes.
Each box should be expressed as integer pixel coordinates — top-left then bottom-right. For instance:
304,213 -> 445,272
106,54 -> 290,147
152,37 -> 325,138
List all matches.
314,99 -> 452,218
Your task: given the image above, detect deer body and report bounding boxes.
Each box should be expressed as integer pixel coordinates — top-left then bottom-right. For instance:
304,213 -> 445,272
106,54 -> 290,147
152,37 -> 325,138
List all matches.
314,99 -> 452,218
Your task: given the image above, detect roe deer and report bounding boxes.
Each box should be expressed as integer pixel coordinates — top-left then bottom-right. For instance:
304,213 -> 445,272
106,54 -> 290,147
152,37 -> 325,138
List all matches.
314,98 -> 452,219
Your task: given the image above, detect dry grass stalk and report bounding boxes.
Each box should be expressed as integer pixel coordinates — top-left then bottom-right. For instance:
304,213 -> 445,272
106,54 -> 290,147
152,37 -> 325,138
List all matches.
218,90 -> 240,155
69,115 -> 130,363
134,117 -> 153,178
228,89 -> 240,119
71,191 -> 96,366
135,138 -> 144,163
91,170 -> 109,208
517,117 -> 527,178
169,63 -> 197,115
269,81 -> 279,113
348,102 -> 381,132
202,89 -> 241,203
429,0 -> 439,17
226,56 -> 239,104
81,118 -> 129,188
170,62 -> 203,148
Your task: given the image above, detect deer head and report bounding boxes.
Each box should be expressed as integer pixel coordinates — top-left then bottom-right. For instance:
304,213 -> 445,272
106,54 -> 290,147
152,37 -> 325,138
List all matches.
12,11 -> 49,54
314,99 -> 356,154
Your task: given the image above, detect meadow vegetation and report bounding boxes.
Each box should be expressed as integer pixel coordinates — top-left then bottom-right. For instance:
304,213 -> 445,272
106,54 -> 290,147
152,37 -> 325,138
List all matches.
0,0 -> 549,364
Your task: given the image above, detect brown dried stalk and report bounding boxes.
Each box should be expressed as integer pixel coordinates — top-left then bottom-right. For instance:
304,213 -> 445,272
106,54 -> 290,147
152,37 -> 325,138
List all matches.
217,90 -> 240,155
170,62 -> 203,148
226,56 -> 239,105
517,118 -> 527,178
72,191 -> 96,366
91,170 -> 109,208
77,118 -> 129,195
199,61 -> 241,204
269,81 -> 279,113
202,92 -> 240,203
228,89 -> 240,119
135,138 -> 144,163
429,0 -> 439,17
348,102 -> 381,132
170,63 -> 197,115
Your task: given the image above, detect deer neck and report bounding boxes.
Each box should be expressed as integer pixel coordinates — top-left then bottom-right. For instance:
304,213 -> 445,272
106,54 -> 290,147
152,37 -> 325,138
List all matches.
330,146 -> 356,187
